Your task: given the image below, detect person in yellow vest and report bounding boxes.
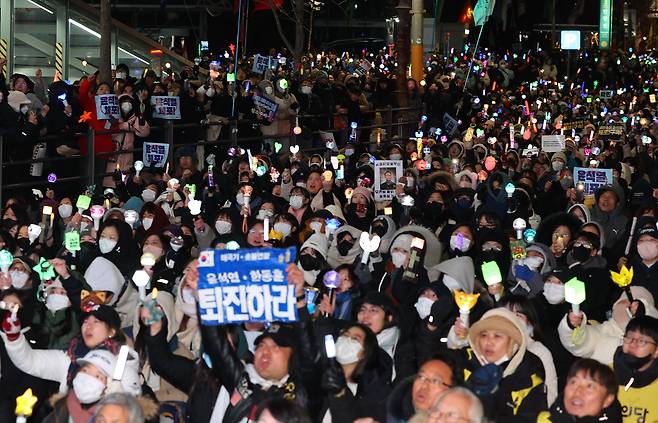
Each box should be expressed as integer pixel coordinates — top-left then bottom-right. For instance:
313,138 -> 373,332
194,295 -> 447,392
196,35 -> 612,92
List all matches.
613,316 -> 658,423
537,358 -> 620,423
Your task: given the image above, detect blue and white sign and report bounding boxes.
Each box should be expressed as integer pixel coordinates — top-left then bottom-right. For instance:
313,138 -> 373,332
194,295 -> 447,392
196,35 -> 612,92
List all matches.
152,96 -> 181,120
143,142 -> 169,168
574,167 -> 613,195
95,94 -> 120,120
197,247 -> 298,325
561,31 -> 581,50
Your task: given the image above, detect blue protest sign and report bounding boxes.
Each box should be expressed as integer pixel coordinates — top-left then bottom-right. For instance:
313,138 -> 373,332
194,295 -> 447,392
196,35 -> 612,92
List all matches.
197,247 -> 298,325
574,167 -> 613,195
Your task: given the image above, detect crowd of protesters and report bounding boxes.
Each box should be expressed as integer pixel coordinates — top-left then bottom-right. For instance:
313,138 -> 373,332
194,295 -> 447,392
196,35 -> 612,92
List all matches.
0,43 -> 658,423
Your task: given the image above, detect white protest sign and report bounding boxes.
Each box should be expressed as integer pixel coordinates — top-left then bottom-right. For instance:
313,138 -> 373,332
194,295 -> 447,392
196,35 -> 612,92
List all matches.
574,167 -> 613,195
252,54 -> 274,74
143,142 -> 170,168
541,135 -> 566,153
151,96 -> 181,120
95,94 -> 120,120
374,160 -> 403,201
443,113 -> 459,135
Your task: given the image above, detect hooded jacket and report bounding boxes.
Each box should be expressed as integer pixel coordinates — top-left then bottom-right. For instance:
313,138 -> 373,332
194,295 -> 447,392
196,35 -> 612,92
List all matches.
558,286 -> 658,365
464,308 -> 547,421
508,243 -> 556,298
590,184 -> 629,250
83,256 -> 124,306
327,225 -> 362,268
298,233 -> 329,285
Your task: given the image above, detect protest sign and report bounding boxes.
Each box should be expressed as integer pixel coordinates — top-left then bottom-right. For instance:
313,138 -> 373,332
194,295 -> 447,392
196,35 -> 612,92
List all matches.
597,124 -> 623,138
319,131 -> 336,150
252,54 -> 274,74
152,96 -> 181,119
374,160 -> 403,201
95,94 -> 120,120
143,143 -> 169,168
253,94 -> 279,122
599,90 -> 613,99
541,135 -> 565,153
574,167 -> 613,195
354,60 -> 372,76
443,113 -> 459,135
197,247 -> 298,325
561,118 -> 588,131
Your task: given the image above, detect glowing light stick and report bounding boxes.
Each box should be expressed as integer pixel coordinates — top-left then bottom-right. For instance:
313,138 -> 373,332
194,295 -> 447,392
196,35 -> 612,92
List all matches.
132,269 -> 150,301
454,291 -> 480,330
513,218 -> 526,240
0,250 -> 13,277
76,195 -> 91,215
134,160 -> 144,177
124,210 -> 138,227
610,265 -> 635,302
15,388 -> 38,423
27,224 -> 41,244
322,270 -> 340,317
565,277 -> 586,314
90,205 -> 105,231
482,261 -> 503,301
359,232 -> 381,265
207,154 -> 215,187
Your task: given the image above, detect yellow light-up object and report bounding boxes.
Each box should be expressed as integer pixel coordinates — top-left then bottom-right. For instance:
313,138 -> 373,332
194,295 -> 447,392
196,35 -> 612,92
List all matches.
610,265 -> 633,288
15,388 -> 38,417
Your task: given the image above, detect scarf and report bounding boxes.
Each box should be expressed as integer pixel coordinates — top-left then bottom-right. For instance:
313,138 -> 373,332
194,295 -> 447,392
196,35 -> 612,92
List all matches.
66,391 -> 95,423
244,363 -> 290,390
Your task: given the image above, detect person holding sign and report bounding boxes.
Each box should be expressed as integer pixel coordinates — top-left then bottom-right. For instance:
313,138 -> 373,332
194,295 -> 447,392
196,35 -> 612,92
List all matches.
194,259 -> 317,423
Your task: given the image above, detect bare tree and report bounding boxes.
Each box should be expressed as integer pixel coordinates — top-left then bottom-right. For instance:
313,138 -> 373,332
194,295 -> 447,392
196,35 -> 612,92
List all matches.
99,0 -> 112,83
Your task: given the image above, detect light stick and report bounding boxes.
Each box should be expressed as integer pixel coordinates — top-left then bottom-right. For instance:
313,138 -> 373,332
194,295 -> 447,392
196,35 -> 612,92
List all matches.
90,205 -> 105,231
481,261 -> 503,301
564,277 -> 586,314
359,232 -> 381,265
454,291 -> 480,331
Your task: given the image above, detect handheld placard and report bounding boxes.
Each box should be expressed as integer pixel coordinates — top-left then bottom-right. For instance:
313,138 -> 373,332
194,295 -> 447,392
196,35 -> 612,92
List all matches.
481,261 -> 503,301
564,277 -> 586,314
359,232 -> 381,265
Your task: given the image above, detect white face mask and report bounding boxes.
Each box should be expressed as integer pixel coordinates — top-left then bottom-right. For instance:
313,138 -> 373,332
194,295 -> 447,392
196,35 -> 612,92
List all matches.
450,235 -> 471,252
551,161 -> 564,172
265,86 -> 273,95
142,217 -> 153,231
273,222 -> 292,237
143,245 -> 163,259
215,220 -> 232,235
236,193 -> 246,206
289,195 -> 304,210
543,283 -> 565,305
116,72 -> 126,80
58,204 -> 73,218
120,103 -> 132,114
524,256 -> 544,270
414,296 -> 435,320
206,87 -> 215,97
391,251 -> 407,268
178,287 -> 197,316
46,293 -> 70,312
9,270 -> 29,289
99,238 -> 117,254
389,153 -> 402,161
442,274 -> 462,292
335,335 -> 363,365
73,372 -> 105,404
345,148 -> 355,157
256,209 -> 273,220
142,189 -> 156,203
309,221 -> 322,232
20,105 -> 29,114
301,86 -> 312,95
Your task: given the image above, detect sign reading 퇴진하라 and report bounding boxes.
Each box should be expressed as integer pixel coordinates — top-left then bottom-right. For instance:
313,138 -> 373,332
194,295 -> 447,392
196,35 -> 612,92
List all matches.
197,247 -> 298,325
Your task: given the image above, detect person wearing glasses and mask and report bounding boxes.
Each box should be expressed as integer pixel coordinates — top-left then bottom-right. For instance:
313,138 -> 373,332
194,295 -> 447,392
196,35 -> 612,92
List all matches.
612,316 -> 658,422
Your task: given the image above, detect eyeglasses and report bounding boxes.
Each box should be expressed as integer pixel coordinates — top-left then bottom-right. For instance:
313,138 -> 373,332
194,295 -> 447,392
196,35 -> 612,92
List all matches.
573,241 -> 593,249
623,336 -> 657,348
428,410 -> 471,423
414,373 -> 451,389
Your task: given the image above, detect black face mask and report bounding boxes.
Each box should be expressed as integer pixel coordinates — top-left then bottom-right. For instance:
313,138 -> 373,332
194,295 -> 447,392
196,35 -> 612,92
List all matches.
299,254 -> 321,271
16,238 -> 30,252
183,235 -> 195,248
480,249 -> 504,263
572,245 -> 592,263
424,202 -> 444,218
456,197 -> 473,209
622,352 -> 653,370
371,224 -> 387,238
2,218 -> 16,230
337,240 -> 354,256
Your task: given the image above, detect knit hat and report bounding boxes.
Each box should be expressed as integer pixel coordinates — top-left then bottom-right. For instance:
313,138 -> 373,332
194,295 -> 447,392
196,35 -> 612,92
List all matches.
469,309 -> 524,359
300,233 -> 329,259
551,151 -> 567,163
351,187 -> 373,204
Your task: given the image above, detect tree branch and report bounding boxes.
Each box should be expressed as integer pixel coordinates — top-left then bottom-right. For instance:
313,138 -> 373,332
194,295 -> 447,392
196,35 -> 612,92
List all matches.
269,0 -> 295,53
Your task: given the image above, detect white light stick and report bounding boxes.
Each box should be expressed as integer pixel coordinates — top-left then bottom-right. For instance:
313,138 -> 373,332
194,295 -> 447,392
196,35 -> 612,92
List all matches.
113,345 -> 130,380
264,217 -> 270,241
27,224 -> 41,244
132,270 -> 150,300
134,161 -> 144,176
359,232 -> 381,265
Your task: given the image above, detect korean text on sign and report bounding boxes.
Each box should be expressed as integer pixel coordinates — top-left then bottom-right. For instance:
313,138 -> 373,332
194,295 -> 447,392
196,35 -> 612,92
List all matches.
574,167 -> 613,195
197,247 -> 298,325
95,94 -> 120,120
151,96 -> 181,120
143,142 -> 169,168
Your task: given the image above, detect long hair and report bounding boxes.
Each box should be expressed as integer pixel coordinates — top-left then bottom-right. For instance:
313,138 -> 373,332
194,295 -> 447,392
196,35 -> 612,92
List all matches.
339,322 -> 386,386
499,294 -> 545,343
